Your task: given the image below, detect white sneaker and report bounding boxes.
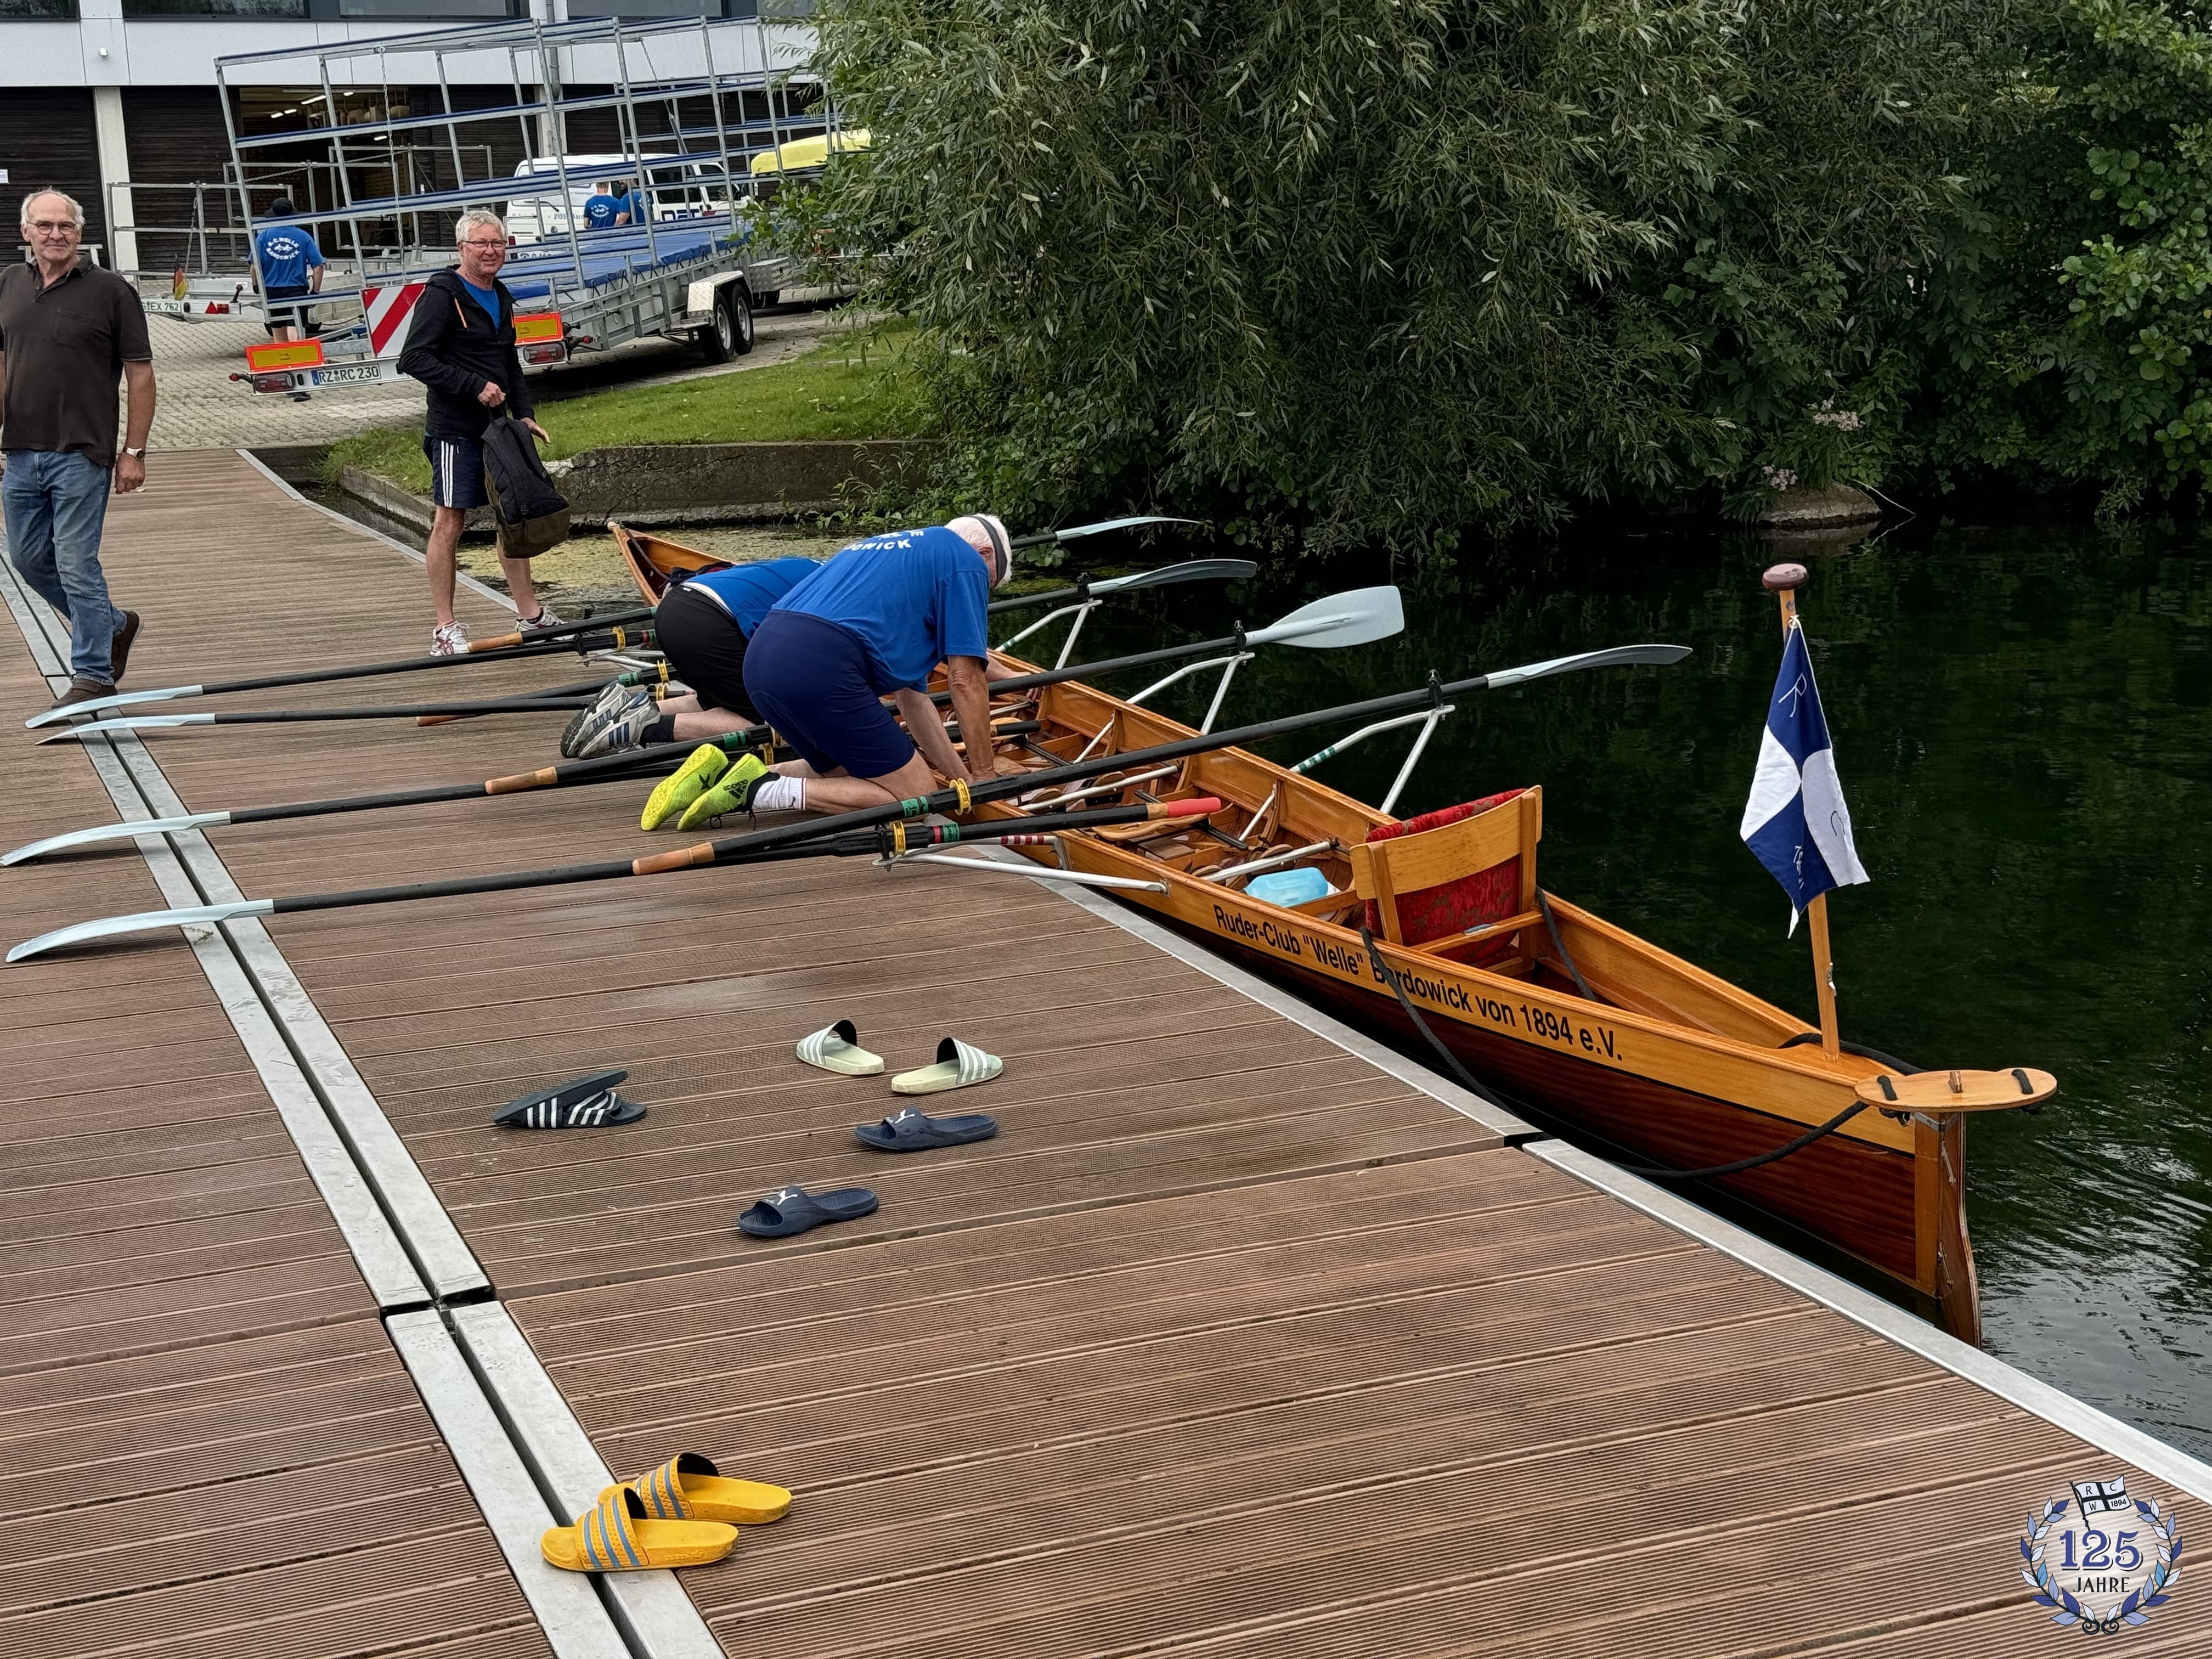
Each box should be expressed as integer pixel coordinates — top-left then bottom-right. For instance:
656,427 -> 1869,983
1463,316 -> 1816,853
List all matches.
561,682 -> 652,758
432,621 -> 469,656
517,604 -> 568,634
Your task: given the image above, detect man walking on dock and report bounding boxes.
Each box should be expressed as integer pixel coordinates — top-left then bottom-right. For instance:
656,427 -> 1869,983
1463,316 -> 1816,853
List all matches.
398,209 -> 561,654
0,189 -> 153,714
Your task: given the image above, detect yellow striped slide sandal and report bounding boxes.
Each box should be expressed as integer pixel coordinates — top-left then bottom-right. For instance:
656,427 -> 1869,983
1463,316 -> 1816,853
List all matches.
540,1485 -> 736,1573
603,1452 -> 793,1526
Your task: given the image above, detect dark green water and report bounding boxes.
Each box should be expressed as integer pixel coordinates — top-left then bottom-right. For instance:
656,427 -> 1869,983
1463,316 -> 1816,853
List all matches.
1048,518 -> 2212,1458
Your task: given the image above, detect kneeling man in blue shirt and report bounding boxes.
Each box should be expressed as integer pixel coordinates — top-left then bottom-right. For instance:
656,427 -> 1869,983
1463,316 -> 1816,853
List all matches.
696,515 -> 1020,820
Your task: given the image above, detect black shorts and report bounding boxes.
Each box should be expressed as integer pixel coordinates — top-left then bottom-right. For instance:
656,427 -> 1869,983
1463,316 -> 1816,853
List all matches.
264,284 -> 320,336
656,583 -> 761,720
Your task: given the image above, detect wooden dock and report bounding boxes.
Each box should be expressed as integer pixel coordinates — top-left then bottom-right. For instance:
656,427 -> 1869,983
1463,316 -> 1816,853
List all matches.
3,448 -> 2206,1659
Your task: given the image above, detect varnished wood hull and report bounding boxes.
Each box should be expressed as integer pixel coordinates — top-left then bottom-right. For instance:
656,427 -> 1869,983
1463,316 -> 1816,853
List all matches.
977,671 -> 1984,1342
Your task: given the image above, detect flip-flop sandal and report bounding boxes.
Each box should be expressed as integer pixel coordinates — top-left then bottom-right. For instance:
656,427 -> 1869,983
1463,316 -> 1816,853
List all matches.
795,1019 -> 883,1076
737,1184 -> 879,1238
641,743 -> 732,831
855,1103 -> 999,1152
540,1485 -> 736,1572
890,1037 -> 1004,1096
494,1069 -> 646,1129
602,1452 -> 792,1526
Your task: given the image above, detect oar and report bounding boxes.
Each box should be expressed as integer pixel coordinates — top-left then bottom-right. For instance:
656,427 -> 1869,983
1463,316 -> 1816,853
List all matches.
980,586 -> 1405,696
46,587 -> 1396,746
3,718 -> 1045,867
9,644 -> 1690,961
35,520 -> 1215,731
1008,515 -> 1201,550
38,693 -> 606,744
987,558 -> 1255,614
24,629 -> 652,728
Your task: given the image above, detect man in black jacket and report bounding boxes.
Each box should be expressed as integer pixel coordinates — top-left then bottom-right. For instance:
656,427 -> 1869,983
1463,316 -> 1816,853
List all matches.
398,209 -> 562,654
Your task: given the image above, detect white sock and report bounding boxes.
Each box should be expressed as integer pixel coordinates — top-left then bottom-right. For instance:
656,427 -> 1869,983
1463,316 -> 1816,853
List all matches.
752,775 -> 805,811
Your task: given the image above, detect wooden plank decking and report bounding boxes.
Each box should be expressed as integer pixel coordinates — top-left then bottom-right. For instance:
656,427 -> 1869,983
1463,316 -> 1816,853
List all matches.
1,448 -> 2206,1658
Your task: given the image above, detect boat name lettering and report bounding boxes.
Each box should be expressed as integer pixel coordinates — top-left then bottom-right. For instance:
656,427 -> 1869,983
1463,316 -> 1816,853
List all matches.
1519,1002 -> 1619,1059
1211,906 -> 1306,957
1362,952 -> 1471,1013
1303,933 -> 1363,974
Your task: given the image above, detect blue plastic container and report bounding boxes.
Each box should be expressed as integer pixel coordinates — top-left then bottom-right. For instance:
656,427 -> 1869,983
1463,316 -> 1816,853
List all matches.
1245,867 -> 1333,907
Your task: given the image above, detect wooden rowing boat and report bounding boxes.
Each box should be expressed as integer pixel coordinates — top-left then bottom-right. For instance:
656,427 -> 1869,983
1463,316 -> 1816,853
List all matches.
623,528 -> 2025,1343
612,521 -> 727,605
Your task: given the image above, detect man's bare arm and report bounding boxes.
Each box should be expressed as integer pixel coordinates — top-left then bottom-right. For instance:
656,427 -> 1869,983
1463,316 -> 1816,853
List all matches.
943,655 -> 997,784
894,686 -> 967,781
115,362 -> 155,494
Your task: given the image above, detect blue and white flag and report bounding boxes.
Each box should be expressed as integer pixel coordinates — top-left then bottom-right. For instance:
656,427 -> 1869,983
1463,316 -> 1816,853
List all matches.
1740,620 -> 1868,930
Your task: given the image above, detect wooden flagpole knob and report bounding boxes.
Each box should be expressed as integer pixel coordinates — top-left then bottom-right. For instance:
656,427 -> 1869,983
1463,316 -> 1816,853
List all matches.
1762,563 -> 1809,592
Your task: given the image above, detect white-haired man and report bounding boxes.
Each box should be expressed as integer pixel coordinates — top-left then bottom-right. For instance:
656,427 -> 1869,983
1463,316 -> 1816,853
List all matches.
397,208 -> 560,654
0,189 -> 153,713
668,515 -> 1026,828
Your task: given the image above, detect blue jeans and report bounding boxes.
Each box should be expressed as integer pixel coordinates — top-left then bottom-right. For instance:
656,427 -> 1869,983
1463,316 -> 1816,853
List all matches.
2,449 -> 117,684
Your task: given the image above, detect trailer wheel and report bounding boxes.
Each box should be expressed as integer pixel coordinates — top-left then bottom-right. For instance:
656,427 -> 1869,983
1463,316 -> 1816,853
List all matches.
699,284 -> 754,363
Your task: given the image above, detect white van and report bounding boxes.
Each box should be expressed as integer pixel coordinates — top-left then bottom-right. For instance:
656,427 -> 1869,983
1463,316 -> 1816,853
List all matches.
503,154 -> 675,242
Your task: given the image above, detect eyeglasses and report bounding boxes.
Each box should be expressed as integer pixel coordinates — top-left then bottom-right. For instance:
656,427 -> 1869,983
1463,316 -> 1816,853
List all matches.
26,221 -> 80,236
460,238 -> 507,249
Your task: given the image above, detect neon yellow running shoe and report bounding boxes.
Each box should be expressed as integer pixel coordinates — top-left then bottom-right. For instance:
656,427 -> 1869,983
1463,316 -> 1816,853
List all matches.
675,754 -> 770,831
640,744 -> 732,831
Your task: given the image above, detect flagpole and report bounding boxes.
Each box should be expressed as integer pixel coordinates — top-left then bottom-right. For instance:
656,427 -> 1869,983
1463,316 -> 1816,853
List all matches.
1762,561 -> 1842,1058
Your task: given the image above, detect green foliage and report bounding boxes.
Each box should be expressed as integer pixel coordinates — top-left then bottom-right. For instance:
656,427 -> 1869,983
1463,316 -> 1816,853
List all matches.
1920,1 -> 2212,512
812,0 -> 2024,541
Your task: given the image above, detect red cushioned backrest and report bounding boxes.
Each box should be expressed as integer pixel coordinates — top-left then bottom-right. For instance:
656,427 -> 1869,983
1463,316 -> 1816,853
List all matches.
1360,789 -> 1530,950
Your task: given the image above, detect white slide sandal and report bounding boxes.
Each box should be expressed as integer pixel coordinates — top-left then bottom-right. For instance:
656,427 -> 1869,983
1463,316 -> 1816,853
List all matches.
796,1019 -> 885,1076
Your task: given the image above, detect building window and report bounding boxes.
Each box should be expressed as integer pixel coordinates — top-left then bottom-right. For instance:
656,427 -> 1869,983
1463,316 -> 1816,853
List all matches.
568,1 -> 763,17
0,0 -> 81,17
332,0 -> 522,15
121,1 -> 311,16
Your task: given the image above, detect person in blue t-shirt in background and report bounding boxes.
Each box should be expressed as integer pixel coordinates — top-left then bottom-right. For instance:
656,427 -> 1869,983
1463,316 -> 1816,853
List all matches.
581,182 -> 623,231
252,198 -> 325,343
619,181 -> 649,227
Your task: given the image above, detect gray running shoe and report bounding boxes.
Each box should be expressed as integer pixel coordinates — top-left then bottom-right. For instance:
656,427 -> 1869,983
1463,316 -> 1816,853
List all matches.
517,603 -> 568,634
563,682 -> 654,758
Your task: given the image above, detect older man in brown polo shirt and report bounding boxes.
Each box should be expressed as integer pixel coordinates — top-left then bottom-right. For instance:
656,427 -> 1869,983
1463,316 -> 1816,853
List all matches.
0,189 -> 155,713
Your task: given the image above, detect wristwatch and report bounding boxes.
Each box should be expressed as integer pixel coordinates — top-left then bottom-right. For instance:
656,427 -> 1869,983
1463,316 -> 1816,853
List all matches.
123,447 -> 145,460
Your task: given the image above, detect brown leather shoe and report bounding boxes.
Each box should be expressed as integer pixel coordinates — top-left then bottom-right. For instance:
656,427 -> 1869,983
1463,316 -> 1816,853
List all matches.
109,610 -> 140,685
46,678 -> 116,716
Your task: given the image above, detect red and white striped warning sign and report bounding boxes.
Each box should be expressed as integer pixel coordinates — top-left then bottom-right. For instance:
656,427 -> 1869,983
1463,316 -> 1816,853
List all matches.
363,283 -> 426,357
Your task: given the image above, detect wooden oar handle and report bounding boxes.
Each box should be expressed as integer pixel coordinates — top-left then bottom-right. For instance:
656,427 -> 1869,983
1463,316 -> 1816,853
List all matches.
631,843 -> 715,875
486,768 -> 560,794
1152,797 -> 1222,819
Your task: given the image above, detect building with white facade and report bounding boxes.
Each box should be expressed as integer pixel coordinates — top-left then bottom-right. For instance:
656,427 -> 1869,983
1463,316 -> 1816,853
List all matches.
1,1 -> 790,276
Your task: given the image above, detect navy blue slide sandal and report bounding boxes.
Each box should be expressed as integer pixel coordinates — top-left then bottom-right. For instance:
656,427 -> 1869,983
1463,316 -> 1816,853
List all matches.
854,1105 -> 999,1152
738,1184 -> 879,1238
494,1069 -> 646,1129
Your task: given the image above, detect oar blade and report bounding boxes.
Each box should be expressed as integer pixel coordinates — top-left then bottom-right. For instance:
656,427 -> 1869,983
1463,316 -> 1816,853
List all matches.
2,813 -> 229,867
36,714 -> 216,745
24,684 -> 198,729
1009,514 -> 1204,550
1482,644 -> 1692,689
1053,515 -> 1203,542
1249,586 -> 1406,650
1090,559 -> 1257,595
8,899 -> 275,964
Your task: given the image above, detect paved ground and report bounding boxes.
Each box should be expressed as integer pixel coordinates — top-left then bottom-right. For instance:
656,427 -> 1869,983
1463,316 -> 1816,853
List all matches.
145,306 -> 844,452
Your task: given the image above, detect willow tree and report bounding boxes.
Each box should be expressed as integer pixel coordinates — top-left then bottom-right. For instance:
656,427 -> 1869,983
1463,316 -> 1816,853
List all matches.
814,0 -> 2021,541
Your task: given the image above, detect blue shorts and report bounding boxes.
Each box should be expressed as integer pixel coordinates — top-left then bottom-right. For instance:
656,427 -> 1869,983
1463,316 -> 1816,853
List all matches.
425,433 -> 488,509
742,610 -> 917,780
